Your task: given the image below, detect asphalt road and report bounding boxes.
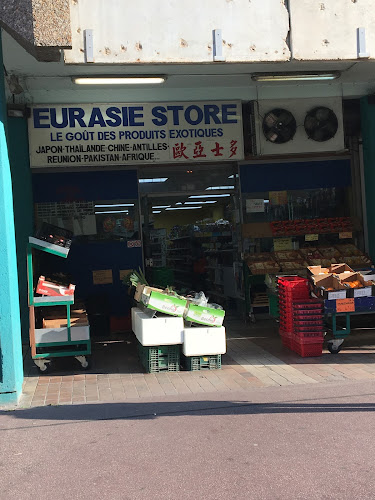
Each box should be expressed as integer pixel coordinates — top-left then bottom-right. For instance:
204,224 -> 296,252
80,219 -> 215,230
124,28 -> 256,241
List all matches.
1,380 -> 375,500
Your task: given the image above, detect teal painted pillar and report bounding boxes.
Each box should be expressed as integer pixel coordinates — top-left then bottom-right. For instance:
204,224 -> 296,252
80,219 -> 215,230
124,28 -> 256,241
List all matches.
0,32 -> 24,405
8,117 -> 34,343
360,97 -> 375,261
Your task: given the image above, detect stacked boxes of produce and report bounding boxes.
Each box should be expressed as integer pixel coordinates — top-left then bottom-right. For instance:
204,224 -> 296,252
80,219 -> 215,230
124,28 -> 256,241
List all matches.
132,283 -> 226,372
278,276 -> 324,357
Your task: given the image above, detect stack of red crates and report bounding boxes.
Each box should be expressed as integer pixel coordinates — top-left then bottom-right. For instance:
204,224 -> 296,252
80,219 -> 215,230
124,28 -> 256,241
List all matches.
278,276 -> 324,357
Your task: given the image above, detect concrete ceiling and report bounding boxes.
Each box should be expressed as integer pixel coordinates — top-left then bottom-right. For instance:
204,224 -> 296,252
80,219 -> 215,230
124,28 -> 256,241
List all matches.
3,29 -> 375,104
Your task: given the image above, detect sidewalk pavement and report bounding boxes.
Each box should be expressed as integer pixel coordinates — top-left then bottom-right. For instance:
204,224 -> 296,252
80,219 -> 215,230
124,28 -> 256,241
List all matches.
11,318 -> 375,409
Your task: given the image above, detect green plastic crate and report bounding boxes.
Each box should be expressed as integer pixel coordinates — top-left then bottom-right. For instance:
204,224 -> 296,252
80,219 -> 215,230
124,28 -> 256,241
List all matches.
137,341 -> 180,373
268,292 -> 279,319
183,354 -> 222,371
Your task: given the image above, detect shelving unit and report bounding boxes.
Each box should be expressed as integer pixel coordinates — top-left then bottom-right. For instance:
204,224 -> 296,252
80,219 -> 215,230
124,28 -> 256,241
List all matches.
27,236 -> 91,373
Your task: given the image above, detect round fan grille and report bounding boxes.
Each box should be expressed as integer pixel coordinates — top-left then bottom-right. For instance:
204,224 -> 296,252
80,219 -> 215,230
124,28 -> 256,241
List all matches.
304,106 -> 338,142
262,108 -> 297,144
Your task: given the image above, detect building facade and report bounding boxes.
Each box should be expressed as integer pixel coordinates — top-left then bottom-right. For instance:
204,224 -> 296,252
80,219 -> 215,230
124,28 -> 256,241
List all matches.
1,0 -> 375,404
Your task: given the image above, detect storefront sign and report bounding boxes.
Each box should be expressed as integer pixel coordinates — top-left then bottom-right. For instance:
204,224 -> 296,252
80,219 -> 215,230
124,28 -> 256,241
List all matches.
246,199 -> 265,213
273,237 -> 293,251
28,102 -> 244,167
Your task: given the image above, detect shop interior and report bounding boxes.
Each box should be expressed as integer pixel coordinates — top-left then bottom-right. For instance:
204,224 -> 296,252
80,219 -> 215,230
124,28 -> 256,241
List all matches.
139,164 -> 242,312
27,156 -> 373,374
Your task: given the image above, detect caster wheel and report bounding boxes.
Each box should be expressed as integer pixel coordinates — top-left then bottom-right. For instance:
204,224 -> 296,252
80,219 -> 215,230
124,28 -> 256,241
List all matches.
327,343 -> 341,354
36,360 -> 53,374
76,356 -> 91,370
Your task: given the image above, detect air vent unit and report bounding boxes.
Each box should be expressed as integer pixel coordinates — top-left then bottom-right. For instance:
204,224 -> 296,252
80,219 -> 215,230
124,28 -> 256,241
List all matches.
255,97 -> 344,156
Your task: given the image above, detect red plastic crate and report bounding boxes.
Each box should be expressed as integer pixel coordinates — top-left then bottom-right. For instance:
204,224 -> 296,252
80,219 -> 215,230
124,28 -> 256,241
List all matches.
278,289 -> 310,300
292,337 -> 323,358
294,330 -> 324,339
277,276 -> 309,288
292,301 -> 324,310
294,324 -> 324,332
293,313 -> 323,321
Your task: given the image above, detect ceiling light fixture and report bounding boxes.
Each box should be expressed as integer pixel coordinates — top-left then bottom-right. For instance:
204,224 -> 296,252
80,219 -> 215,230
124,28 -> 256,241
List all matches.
152,210 -> 161,214
166,206 -> 203,210
189,194 -> 231,199
94,210 -> 129,214
139,178 -> 168,183
95,203 -> 134,207
185,201 -> 217,204
152,205 -> 171,209
72,76 -> 166,85
251,71 -> 341,82
206,186 -> 235,190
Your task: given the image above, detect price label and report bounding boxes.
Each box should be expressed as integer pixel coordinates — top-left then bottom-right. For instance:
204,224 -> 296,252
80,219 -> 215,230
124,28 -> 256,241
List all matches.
92,269 -> 113,285
274,237 -> 293,251
305,234 -> 319,242
339,232 -> 353,239
336,298 -> 355,313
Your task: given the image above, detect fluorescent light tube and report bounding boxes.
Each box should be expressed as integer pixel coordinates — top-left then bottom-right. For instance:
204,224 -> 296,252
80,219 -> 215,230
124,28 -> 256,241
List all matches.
206,186 -> 235,190
152,211 -> 161,214
189,194 -> 231,199
73,76 -> 166,85
166,206 -> 203,210
252,72 -> 340,82
139,178 -> 168,183
94,210 -> 129,214
152,205 -> 171,209
95,203 -> 134,207
185,201 -> 217,204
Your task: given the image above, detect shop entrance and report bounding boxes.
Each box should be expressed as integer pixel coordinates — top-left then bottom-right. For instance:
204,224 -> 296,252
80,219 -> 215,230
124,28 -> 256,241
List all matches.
138,163 -> 244,313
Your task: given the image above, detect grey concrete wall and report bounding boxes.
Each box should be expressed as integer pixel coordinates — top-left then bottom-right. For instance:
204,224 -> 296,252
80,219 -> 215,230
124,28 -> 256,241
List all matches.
0,0 -> 71,61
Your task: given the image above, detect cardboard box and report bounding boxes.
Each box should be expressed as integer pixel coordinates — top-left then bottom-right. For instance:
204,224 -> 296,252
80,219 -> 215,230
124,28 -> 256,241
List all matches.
184,304 -> 225,327
339,272 -> 373,298
144,290 -> 187,317
330,263 -> 354,275
183,326 -> 226,356
311,274 -> 348,300
307,265 -> 330,276
134,283 -> 162,302
36,276 -> 75,297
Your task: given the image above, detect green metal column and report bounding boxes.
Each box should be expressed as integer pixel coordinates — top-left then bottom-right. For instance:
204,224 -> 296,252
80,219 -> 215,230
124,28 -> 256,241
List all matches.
360,96 -> 375,261
0,30 -> 24,405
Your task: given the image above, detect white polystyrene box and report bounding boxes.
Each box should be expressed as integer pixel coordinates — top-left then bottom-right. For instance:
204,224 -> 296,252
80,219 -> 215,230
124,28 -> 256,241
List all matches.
34,326 -> 90,344
183,326 -> 226,356
132,307 -> 184,346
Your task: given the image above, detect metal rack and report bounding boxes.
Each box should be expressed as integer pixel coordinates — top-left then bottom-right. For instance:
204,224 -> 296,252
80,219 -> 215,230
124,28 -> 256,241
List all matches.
27,237 -> 91,373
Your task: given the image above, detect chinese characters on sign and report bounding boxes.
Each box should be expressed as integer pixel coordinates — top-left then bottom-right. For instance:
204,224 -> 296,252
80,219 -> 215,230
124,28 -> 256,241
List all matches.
28,101 -> 244,168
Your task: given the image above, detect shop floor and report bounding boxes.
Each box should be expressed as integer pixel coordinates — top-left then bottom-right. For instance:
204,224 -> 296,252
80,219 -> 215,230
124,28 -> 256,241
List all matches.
14,316 -> 375,409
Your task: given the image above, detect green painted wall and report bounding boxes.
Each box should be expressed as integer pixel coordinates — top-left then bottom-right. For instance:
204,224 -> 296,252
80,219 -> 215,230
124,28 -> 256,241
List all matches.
360,97 -> 375,261
8,117 -> 33,342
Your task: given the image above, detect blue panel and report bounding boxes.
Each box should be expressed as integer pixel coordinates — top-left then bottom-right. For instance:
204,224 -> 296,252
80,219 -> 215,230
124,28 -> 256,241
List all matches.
240,159 -> 351,193
32,169 -> 138,202
32,169 -> 141,316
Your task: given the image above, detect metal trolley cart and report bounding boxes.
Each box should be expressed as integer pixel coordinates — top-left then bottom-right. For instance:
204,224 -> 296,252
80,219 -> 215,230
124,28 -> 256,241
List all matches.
27,236 -> 91,373
324,296 -> 375,354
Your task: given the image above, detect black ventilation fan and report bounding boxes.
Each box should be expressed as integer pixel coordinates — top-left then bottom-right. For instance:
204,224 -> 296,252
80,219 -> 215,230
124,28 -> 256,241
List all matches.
262,108 -> 297,144
304,106 -> 338,142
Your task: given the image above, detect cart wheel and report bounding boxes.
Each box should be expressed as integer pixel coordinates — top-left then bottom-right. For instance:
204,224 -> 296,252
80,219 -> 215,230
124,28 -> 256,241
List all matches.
35,359 -> 53,374
75,355 -> 91,370
327,342 -> 342,354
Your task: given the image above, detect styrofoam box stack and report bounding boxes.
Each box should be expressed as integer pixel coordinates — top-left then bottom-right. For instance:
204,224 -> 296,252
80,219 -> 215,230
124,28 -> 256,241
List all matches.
131,307 -> 184,346
182,326 -> 226,356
